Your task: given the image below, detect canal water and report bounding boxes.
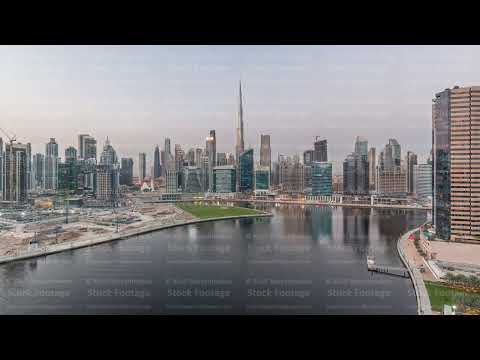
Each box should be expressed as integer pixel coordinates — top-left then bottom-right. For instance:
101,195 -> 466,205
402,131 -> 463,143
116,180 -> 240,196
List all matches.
0,205 -> 426,315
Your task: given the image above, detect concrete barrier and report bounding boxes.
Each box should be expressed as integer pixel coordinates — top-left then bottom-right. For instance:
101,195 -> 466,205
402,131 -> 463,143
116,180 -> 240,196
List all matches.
0,213 -> 273,265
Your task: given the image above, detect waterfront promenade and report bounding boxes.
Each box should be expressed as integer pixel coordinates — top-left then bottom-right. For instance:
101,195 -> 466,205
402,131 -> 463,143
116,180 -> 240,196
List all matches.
169,198 -> 431,211
0,212 -> 272,265
397,223 -> 433,315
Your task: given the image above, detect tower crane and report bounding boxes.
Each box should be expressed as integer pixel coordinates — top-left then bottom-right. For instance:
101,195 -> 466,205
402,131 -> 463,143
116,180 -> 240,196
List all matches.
0,127 -> 17,145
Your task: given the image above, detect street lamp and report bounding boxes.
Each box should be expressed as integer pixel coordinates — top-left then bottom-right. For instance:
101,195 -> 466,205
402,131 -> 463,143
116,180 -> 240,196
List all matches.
452,305 -> 457,315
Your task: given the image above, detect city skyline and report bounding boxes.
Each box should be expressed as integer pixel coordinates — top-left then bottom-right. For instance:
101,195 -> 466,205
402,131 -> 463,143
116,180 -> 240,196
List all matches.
4,46 -> 480,172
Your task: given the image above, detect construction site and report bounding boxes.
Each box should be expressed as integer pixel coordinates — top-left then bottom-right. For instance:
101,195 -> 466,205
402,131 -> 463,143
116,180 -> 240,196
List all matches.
0,198 -> 196,258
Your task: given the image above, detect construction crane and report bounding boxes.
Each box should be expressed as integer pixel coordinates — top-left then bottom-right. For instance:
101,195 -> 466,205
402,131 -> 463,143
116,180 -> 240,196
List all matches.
0,127 -> 17,144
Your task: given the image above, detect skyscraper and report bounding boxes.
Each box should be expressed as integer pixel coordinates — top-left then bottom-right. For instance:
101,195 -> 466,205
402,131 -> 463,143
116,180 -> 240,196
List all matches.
235,81 -> 245,163
213,165 -> 236,193
166,169 -> 179,193
0,138 -> 3,196
99,138 -> 118,165
79,134 -> 97,161
354,136 -> 368,158
380,139 -> 401,171
313,138 -> 328,162
238,148 -> 254,193
186,148 -> 196,166
279,155 -> 304,193
433,86 -> 480,242
226,153 -> 235,166
413,163 -> 432,200
96,138 -> 120,205
216,152 -> 227,166
312,162 -> 333,196
200,154 -> 209,192
206,130 -> 216,191
154,145 -> 161,179
303,150 -> 314,166
377,138 -> 406,196
182,166 -> 202,193
2,143 -> 28,203
78,134 -> 89,159
31,154 -> 44,190
65,146 -> 77,162
160,150 -> 166,176
343,153 -> 356,194
260,134 -> 271,170
195,148 -> 203,167
84,137 -> 97,161
46,138 -> 58,158
368,147 -> 376,191
255,166 -> 270,192
165,138 -> 171,157
120,158 -> 134,186
57,159 -> 77,193
44,138 -> 59,190
343,137 -> 369,195
174,144 -> 184,171
406,151 -> 418,195
138,153 -> 146,182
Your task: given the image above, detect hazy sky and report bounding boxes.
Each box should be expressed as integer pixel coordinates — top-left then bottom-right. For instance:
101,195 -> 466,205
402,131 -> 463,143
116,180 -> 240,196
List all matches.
1,45 -> 480,174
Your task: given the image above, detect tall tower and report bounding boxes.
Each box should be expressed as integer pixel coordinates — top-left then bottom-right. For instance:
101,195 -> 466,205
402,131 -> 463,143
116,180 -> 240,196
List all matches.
433,86 -> 480,242
260,134 -> 271,170
206,130 -> 216,191
44,138 -> 59,190
313,137 -> 328,162
139,153 -> 146,182
154,145 -> 161,179
235,80 -> 245,163
3,143 -> 28,203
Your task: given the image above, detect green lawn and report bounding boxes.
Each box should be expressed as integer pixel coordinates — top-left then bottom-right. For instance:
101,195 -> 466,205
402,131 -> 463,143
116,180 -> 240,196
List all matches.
177,203 -> 262,219
425,281 -> 480,312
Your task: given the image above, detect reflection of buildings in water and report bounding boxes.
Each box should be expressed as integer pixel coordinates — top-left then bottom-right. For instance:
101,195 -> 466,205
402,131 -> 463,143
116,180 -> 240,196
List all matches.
377,209 -> 426,239
28,259 -> 38,272
279,204 -> 312,237
0,261 -> 29,288
309,206 -> 332,243
377,209 -> 407,240
237,218 -> 255,243
342,207 -> 370,246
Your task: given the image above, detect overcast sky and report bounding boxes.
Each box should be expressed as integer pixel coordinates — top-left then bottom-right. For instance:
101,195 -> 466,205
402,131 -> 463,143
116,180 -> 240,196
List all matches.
1,45 -> 479,174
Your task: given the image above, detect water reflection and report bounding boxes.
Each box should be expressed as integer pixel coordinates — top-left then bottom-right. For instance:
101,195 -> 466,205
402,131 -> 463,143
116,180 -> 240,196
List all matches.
0,205 -> 427,315
342,207 -> 370,247
309,206 -> 333,244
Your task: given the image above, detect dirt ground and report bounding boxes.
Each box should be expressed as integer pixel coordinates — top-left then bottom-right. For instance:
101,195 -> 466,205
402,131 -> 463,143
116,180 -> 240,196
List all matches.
430,241 -> 480,267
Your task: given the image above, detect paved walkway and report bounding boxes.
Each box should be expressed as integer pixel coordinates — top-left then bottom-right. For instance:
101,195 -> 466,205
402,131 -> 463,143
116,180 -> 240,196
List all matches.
397,225 -> 433,315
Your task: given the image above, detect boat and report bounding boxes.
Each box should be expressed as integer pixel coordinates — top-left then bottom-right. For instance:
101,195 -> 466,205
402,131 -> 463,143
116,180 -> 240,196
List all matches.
366,254 -> 375,267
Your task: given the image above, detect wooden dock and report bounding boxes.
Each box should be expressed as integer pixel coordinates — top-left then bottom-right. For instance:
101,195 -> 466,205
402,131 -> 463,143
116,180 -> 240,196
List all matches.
367,256 -> 410,278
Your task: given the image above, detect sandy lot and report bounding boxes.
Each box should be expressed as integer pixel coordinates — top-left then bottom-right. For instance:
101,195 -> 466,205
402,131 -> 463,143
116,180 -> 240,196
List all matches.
431,241 -> 480,266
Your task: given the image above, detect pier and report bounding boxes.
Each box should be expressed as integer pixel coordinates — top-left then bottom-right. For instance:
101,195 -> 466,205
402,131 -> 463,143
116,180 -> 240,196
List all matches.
367,256 -> 410,278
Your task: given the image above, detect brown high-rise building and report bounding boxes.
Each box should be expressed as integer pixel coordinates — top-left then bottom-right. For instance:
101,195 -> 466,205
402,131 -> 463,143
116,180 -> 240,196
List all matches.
433,86 -> 480,242
260,134 -> 271,170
